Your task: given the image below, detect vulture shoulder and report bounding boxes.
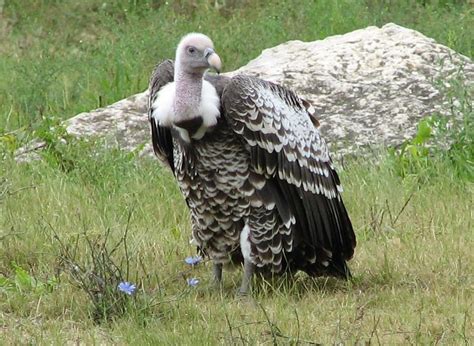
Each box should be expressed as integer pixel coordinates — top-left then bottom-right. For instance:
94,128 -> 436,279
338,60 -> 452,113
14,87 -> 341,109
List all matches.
221,74 -> 356,276
148,59 -> 175,172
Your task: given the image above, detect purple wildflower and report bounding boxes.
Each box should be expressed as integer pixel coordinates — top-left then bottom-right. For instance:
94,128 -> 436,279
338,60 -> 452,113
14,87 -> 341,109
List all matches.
117,281 -> 136,295
187,278 -> 200,287
184,256 -> 202,266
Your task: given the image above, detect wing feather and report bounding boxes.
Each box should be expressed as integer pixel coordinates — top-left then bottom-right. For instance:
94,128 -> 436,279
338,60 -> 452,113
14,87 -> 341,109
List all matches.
222,75 -> 356,276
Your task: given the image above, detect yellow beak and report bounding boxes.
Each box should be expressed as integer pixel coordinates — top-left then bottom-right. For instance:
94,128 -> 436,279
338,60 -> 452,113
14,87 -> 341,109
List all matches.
207,52 -> 222,73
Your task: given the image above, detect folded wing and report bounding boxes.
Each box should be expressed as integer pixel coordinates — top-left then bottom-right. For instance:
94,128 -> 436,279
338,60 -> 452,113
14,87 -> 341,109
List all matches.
221,75 -> 356,277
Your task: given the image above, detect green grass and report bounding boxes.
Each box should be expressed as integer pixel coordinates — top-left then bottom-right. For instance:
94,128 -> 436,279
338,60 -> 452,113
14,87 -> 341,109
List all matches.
1,142 -> 472,343
1,0 -> 473,344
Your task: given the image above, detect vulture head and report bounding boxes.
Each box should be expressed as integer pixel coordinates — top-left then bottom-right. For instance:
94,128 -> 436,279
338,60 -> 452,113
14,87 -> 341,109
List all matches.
175,33 -> 222,75
163,33 -> 222,141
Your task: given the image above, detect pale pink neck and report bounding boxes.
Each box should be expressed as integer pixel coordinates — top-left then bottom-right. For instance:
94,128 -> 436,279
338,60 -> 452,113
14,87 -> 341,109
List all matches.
174,69 -> 203,117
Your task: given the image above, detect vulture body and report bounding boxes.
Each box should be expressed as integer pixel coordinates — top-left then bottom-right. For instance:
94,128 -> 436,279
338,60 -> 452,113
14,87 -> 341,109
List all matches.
148,34 -> 356,294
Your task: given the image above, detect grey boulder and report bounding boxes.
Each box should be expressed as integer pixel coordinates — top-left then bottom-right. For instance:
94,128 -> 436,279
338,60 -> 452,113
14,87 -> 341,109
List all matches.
16,23 -> 473,161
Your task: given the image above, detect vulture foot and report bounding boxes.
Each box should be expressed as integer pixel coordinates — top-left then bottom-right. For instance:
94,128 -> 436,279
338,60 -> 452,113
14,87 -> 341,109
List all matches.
238,259 -> 255,296
212,263 -> 223,288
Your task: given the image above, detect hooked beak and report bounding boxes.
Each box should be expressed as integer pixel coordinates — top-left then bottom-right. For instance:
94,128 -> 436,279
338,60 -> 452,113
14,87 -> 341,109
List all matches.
204,48 -> 221,74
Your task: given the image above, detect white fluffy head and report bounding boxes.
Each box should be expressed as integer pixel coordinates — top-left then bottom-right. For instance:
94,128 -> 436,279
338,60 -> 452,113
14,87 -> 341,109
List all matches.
175,33 -> 220,75
177,33 -> 214,54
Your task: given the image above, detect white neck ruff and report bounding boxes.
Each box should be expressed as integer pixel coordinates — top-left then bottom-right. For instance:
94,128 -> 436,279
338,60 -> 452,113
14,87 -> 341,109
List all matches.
151,80 -> 221,142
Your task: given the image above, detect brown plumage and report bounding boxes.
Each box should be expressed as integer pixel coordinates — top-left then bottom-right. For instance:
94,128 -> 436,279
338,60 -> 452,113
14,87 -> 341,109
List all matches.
148,34 -> 356,294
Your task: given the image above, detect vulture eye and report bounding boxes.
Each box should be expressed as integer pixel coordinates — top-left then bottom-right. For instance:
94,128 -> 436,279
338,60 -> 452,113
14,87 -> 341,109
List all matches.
187,47 -> 196,54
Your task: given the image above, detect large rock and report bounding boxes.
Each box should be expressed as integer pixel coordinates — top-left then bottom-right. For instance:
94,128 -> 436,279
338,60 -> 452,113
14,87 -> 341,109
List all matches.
16,23 -> 473,161
66,92 -> 150,153
227,23 -> 472,155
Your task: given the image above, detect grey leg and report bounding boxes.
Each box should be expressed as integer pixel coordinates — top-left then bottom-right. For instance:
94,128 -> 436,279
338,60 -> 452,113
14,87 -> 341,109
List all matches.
212,263 -> 223,285
238,258 -> 255,295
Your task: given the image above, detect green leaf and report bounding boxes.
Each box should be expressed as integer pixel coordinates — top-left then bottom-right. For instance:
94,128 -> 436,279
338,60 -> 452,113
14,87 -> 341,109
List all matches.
13,263 -> 35,291
413,119 -> 432,145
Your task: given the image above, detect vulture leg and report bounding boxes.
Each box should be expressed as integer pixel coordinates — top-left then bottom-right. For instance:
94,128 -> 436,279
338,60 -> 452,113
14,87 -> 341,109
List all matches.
212,263 -> 223,285
238,259 -> 255,295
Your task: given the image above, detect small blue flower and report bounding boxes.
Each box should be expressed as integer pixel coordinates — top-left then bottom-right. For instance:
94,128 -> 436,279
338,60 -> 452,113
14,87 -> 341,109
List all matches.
187,278 -> 200,287
117,281 -> 136,295
184,256 -> 202,266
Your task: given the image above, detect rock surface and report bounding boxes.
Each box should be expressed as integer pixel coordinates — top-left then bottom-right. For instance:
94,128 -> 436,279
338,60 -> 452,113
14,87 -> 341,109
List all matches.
66,92 -> 150,153
228,23 -> 473,155
16,23 -> 473,161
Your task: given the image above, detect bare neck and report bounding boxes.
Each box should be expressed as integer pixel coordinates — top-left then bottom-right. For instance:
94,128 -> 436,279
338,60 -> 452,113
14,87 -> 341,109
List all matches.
174,69 -> 203,118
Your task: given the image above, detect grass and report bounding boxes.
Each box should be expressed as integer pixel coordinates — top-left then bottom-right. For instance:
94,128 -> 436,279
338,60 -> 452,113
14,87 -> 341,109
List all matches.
1,142 -> 472,343
1,0 -> 473,344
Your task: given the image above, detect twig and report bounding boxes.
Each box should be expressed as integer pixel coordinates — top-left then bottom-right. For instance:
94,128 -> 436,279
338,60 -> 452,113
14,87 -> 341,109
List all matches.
0,230 -> 25,241
393,190 -> 415,225
13,141 -> 47,157
236,322 -> 246,346
257,302 -> 279,346
294,308 -> 300,345
123,207 -> 134,280
224,312 -> 235,344
7,185 -> 38,196
368,315 -> 381,345
385,199 -> 394,225
460,310 -> 469,344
